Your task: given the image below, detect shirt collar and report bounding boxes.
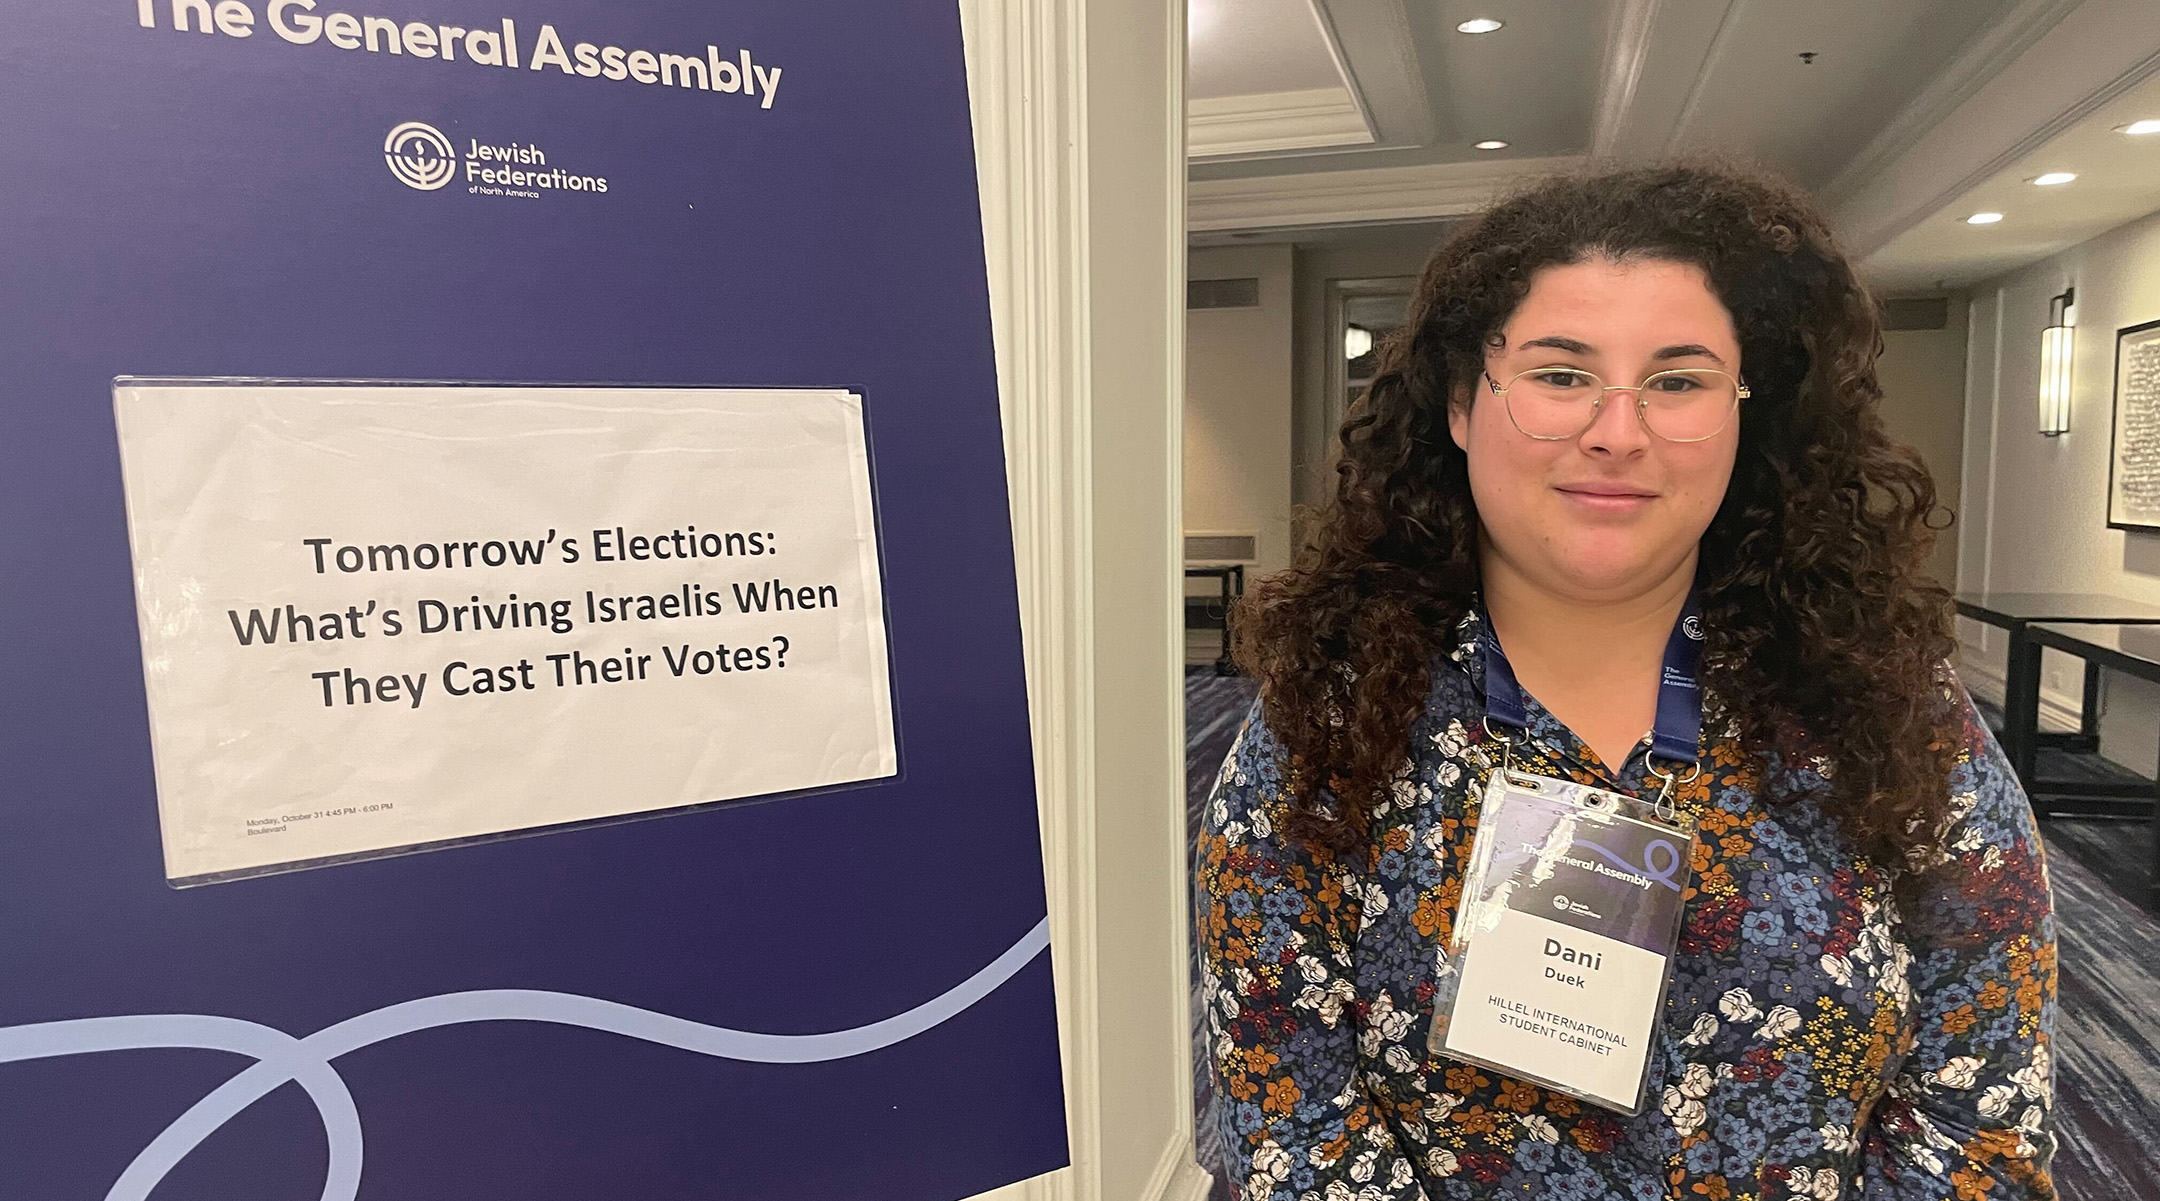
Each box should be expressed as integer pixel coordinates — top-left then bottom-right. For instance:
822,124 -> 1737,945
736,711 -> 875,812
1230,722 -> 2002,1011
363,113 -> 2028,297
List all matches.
1447,601 -> 1655,785
1446,606 -> 1487,687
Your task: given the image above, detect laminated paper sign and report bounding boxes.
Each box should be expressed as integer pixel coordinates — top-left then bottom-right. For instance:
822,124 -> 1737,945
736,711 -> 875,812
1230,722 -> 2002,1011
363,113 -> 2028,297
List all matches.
114,381 -> 898,884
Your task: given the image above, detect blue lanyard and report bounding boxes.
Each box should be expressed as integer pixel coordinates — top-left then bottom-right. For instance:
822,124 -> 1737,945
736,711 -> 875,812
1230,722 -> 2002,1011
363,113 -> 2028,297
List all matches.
1480,597 -> 1706,767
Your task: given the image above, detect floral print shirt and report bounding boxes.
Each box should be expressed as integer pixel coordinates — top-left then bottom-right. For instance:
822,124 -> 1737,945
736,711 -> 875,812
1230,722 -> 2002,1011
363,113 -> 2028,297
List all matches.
1198,613 -> 2057,1201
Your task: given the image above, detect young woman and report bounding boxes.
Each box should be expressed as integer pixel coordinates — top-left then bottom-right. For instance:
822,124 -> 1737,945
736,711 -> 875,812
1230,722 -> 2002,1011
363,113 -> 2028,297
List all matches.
1200,163 -> 2056,1201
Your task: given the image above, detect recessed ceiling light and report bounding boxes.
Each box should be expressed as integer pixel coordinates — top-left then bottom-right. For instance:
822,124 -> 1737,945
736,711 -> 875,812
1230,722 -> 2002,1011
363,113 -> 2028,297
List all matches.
1474,139 -> 1509,150
1966,212 -> 2004,225
2119,119 -> 2160,135
1457,18 -> 1504,34
2032,172 -> 2078,186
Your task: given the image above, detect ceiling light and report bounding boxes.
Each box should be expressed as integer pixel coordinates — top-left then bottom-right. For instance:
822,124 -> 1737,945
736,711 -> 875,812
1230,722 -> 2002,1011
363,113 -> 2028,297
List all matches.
2119,119 -> 2160,136
2032,172 -> 2078,186
1473,139 -> 1509,150
1966,212 -> 2004,225
1456,17 -> 1504,34
1187,0 -> 1223,42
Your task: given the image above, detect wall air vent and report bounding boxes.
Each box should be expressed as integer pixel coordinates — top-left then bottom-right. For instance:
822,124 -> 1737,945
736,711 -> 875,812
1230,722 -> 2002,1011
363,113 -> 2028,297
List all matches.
1187,277 -> 1260,309
1882,297 -> 1949,331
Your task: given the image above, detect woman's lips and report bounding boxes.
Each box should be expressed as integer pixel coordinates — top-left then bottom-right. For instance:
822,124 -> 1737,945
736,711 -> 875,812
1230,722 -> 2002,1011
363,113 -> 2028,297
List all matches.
1555,482 -> 1658,512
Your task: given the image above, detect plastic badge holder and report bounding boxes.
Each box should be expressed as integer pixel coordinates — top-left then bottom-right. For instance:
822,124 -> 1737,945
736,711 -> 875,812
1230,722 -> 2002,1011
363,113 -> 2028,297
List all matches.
1426,767 -> 1698,1116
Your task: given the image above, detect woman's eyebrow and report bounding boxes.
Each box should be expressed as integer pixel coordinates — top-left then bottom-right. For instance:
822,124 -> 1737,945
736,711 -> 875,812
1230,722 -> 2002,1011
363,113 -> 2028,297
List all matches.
1517,335 -> 1593,355
1513,336 -> 1728,366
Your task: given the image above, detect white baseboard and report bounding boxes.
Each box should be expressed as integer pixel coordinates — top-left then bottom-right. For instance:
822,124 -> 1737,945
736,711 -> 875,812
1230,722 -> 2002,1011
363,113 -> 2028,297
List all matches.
1167,1164 -> 1216,1201
1137,1135 -> 1214,1201
1955,654 -> 2083,734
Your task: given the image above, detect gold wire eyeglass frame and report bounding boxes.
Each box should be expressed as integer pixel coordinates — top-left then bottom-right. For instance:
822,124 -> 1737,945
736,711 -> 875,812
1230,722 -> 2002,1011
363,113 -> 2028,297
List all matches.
1483,367 -> 1750,443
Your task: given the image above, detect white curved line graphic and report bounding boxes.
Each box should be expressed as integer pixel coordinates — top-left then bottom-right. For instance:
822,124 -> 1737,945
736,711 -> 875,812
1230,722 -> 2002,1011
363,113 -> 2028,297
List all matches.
0,918 -> 1051,1201
0,1015 -> 366,1200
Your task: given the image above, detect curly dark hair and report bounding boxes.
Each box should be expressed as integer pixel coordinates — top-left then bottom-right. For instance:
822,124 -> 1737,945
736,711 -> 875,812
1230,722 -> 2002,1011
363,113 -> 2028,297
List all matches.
1232,159 -> 1956,865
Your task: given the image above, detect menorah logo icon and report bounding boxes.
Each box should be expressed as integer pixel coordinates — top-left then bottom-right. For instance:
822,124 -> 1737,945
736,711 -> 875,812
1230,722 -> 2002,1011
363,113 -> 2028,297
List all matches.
383,121 -> 457,191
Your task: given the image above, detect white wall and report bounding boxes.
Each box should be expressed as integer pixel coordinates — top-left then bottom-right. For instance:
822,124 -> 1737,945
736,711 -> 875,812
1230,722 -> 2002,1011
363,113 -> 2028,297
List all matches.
1875,305 -> 1969,588
1959,204 -> 2160,774
1186,245 -> 1294,576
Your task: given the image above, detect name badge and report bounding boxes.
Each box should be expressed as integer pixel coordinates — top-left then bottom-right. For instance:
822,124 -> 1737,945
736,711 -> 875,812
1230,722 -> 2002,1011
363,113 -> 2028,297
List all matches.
1427,768 -> 1697,1115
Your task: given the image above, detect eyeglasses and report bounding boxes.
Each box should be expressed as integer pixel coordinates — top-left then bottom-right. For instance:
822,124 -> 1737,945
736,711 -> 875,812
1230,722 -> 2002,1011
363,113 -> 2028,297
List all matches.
1483,366 -> 1749,443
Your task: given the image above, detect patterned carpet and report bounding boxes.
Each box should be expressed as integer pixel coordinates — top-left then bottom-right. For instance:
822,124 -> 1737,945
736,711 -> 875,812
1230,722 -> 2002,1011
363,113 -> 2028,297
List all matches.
1183,667 -> 2160,1200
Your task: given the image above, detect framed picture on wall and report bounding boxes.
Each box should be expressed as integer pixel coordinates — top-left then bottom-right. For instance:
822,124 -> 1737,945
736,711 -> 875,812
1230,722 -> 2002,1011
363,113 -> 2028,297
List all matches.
2108,318 -> 2160,531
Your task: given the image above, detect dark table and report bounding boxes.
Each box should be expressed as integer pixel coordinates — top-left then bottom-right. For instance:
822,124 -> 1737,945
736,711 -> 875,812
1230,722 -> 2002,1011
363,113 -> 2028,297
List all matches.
2024,622 -> 2160,891
1185,564 -> 1246,676
1956,592 -> 2160,807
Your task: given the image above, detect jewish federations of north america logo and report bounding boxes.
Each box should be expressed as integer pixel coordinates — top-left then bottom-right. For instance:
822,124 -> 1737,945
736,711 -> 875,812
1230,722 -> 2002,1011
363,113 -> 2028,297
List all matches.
383,122 -> 456,191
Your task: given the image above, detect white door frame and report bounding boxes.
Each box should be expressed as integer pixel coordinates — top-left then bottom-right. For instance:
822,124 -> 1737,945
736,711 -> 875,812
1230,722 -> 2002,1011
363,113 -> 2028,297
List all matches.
959,3 -> 1204,1201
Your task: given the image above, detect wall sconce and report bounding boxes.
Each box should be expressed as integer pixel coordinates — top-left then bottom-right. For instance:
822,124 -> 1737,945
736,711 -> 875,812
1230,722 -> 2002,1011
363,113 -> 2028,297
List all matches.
2040,286 -> 2074,436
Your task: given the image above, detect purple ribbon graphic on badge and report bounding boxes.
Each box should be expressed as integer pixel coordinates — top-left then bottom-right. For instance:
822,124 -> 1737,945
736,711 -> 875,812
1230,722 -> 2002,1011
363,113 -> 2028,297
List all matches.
1492,834 -> 1687,893
1569,835 -> 1687,892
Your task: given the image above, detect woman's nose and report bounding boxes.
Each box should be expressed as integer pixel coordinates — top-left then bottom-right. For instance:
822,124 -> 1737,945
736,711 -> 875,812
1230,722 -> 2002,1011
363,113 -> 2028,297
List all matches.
1580,387 -> 1651,452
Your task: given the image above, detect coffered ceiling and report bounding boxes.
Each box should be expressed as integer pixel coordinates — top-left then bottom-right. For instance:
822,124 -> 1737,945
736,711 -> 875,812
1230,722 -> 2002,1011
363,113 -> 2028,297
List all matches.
1188,0 -> 2160,294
